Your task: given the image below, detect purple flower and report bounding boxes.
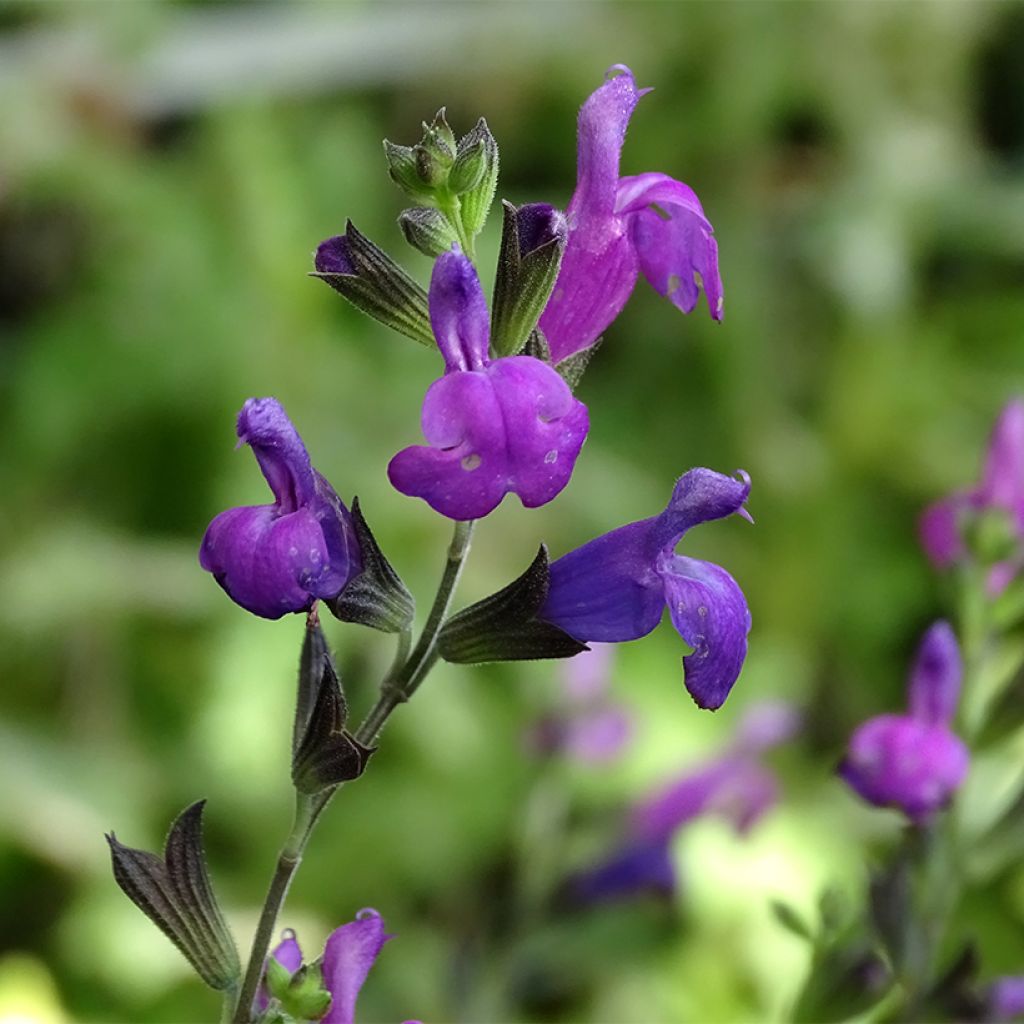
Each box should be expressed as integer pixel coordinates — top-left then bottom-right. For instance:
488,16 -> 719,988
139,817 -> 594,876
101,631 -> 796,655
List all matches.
200,398 -> 360,619
387,246 -> 589,520
526,645 -> 633,762
257,911 -> 420,1024
920,399 -> 1024,587
990,976 -> 1024,1021
569,701 -> 795,904
840,621 -> 969,823
539,468 -> 752,711
538,65 -> 722,364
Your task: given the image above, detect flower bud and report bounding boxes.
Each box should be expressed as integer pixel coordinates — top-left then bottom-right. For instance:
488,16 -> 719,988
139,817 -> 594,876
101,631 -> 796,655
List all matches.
398,206 -> 460,258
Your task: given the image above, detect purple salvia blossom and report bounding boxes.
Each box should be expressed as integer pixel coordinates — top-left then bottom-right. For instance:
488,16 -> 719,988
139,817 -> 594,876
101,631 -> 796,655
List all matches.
255,930 -> 303,1013
920,398 -> 1024,593
840,621 -> 969,824
539,468 -> 752,711
258,911 -> 421,1024
538,65 -> 722,364
199,398 -> 360,619
569,701 -> 796,904
989,976 -> 1024,1021
388,245 -> 589,520
526,645 -> 633,762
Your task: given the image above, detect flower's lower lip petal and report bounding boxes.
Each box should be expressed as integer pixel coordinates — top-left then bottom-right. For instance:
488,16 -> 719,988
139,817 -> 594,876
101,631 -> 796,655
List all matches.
615,172 -> 709,221
630,199 -> 723,321
390,357 -> 589,520
487,357 -> 589,509
658,554 -> 751,711
321,911 -> 391,1024
200,505 -> 333,619
540,520 -> 666,642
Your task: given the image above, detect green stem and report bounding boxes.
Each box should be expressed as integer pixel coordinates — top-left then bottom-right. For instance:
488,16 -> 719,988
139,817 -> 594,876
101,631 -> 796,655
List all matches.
356,518 -> 475,744
220,983 -> 240,1024
231,794 -> 315,1023
440,193 -> 475,262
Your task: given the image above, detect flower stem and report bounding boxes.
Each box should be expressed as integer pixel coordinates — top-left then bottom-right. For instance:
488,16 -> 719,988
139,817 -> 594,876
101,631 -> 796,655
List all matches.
231,793 -> 315,1023
356,518 -> 475,744
232,519 -> 476,1021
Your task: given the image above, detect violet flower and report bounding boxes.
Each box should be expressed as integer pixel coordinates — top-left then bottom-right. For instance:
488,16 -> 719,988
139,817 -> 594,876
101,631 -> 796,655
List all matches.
840,621 -> 969,824
569,701 -> 797,904
989,976 -> 1024,1021
257,911 -> 419,1024
539,467 -> 752,711
387,245 -> 589,520
538,64 -> 722,364
526,645 -> 633,763
200,398 -> 360,619
920,398 -> 1024,595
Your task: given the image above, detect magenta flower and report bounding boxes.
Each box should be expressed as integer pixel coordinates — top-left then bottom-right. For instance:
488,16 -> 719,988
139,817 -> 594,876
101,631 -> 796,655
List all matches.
990,977 -> 1024,1021
387,245 -> 589,520
840,621 -> 969,824
200,398 -> 360,619
569,702 -> 797,904
538,65 -> 722,364
526,645 -> 633,762
257,911 -> 419,1024
539,468 -> 752,711
920,398 -> 1024,594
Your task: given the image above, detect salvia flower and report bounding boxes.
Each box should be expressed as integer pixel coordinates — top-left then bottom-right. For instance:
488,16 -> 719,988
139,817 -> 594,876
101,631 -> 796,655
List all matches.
920,398 -> 1024,595
569,701 -> 797,904
989,976 -> 1024,1022
200,398 -> 359,619
256,910 -> 420,1024
525,644 -> 633,762
840,621 -> 969,824
538,64 -> 722,364
539,467 -> 752,711
388,245 -> 589,520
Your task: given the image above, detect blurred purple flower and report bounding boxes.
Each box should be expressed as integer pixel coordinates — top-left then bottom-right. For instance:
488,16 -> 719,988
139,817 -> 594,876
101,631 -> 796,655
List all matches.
569,701 -> 797,904
256,911 -> 420,1024
540,468 -> 753,711
920,399 -> 1024,591
388,245 -> 589,520
200,398 -> 360,619
990,976 -> 1024,1021
538,65 -> 722,364
526,645 -> 633,763
840,621 -> 969,824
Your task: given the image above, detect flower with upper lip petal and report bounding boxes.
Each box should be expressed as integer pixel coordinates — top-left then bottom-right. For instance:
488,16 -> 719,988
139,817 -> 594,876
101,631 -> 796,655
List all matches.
199,397 -> 360,619
920,398 -> 1024,595
539,467 -> 752,710
256,910 -> 420,1024
840,621 -> 969,823
387,244 -> 589,521
538,64 -> 723,365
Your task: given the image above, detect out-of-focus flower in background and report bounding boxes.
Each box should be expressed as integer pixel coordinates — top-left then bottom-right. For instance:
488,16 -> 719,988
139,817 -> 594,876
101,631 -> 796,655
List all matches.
568,701 -> 799,904
920,398 -> 1024,596
840,621 -> 968,823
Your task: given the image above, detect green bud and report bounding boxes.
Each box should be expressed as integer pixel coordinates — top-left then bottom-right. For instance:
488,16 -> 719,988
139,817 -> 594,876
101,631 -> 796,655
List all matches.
383,140 -> 435,200
456,118 -> 499,237
968,506 -> 1019,563
281,964 -> 333,1021
264,955 -> 294,1003
448,138 -> 486,195
426,107 -> 456,153
398,207 -> 460,258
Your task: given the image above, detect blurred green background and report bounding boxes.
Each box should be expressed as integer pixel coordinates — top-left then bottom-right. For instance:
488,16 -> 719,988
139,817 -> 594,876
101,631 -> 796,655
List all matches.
2,1 -> 1023,1021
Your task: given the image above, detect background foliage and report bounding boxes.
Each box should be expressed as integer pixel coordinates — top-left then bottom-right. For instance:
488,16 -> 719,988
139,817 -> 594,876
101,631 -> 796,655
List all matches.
1,2 -> 1023,1021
